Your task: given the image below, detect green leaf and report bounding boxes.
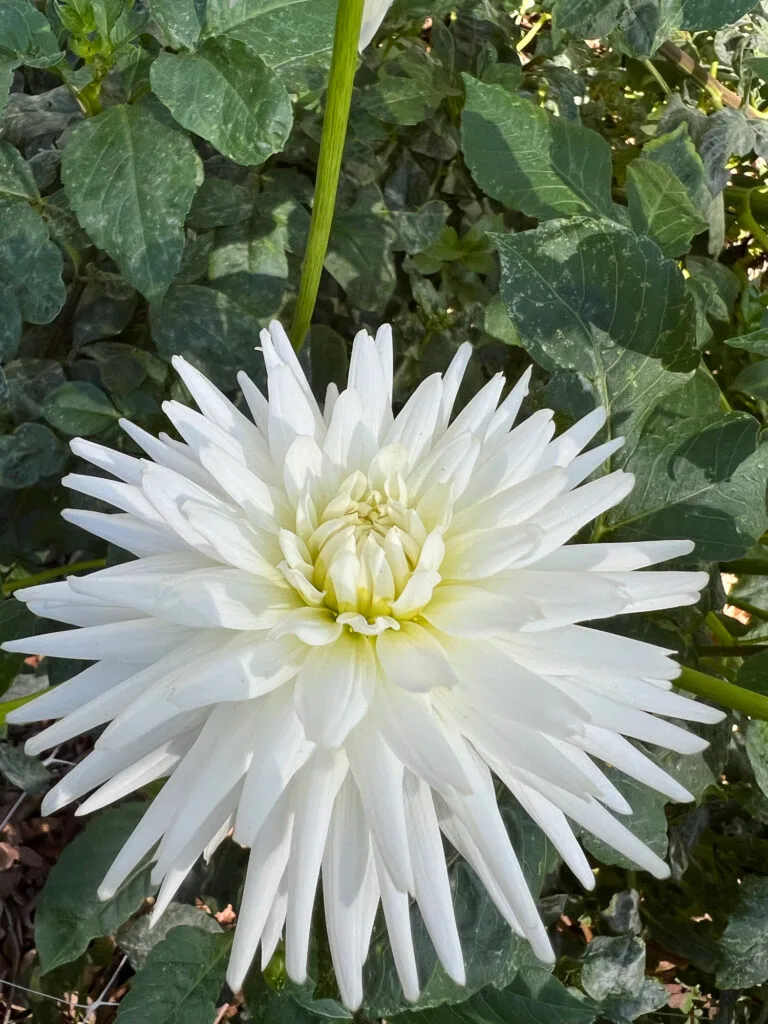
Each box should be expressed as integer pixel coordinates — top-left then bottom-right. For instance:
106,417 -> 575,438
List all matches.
151,37 -> 292,167
716,875 -> 768,988
746,720 -> 768,799
583,769 -> 668,870
392,201 -> 450,255
118,905 -> 221,971
0,141 -> 40,201
626,158 -> 707,257
461,76 -> 615,220
0,422 -> 67,489
36,802 -> 154,973
0,197 -> 65,324
0,60 -> 13,118
0,284 -> 22,363
0,739 -> 51,793
62,105 -> 203,301
363,55 -> 446,126
725,328 -> 768,355
0,598 -> 37,697
116,926 -> 232,1024
580,936 -> 645,1002
643,123 -> 712,218
42,381 -> 119,435
736,650 -> 768,695
680,0 -> 758,30
188,177 -> 253,231
72,279 -> 139,347
326,186 -> 397,312
0,0 -> 65,68
150,284 -> 268,391
391,974 -> 596,1024
601,978 -> 668,1023
731,360 -> 768,401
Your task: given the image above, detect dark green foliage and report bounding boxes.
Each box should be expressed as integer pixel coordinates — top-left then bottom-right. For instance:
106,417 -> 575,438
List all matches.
4,0 -> 768,1022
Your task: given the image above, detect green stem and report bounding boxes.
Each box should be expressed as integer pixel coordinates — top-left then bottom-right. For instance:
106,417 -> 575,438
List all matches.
641,58 -> 671,95
3,559 -> 106,597
706,610 -> 734,646
290,0 -> 364,351
678,665 -> 768,720
0,688 -> 48,725
737,189 -> 768,254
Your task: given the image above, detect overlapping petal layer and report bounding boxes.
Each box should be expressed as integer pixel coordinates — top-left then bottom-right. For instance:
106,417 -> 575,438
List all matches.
4,321 -> 721,1010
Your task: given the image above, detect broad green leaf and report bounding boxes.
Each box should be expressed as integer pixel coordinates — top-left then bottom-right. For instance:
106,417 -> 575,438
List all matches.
363,56 -> 446,126
326,187 -> 397,313
626,158 -> 707,257
0,198 -> 65,323
643,123 -> 712,217
36,802 -> 154,973
363,799 -> 559,1017
602,979 -> 668,1024
716,875 -> 768,988
0,422 -> 67,489
72,279 -> 139,347
151,37 -> 292,167
392,201 -> 450,254
0,739 -> 51,793
118,905 -> 221,970
0,141 -> 40,200
391,973 -> 596,1024
62,105 -> 203,301
42,381 -> 119,435
147,0 -> 206,48
0,60 -> 13,117
580,936 -> 645,1002
736,650 -> 768,695
188,177 -> 253,231
116,926 -> 232,1024
746,720 -> 768,799
461,77 -> 615,220
731,360 -> 768,401
150,284 -> 268,391
583,769 -> 668,870
725,328 -> 768,354
0,284 -> 21,363
0,599 -> 37,697
0,0 -> 65,68
495,216 -> 697,442
680,0 -> 758,30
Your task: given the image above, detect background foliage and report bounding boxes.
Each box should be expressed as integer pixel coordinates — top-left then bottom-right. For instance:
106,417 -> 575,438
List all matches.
4,0 -> 768,1020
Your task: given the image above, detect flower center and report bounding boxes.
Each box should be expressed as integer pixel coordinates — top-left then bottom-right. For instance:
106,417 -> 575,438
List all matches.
277,458 -> 446,636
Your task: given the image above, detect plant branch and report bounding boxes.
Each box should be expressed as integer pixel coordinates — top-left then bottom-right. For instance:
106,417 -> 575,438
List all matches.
658,41 -> 767,117
678,665 -> 768,720
291,0 -> 365,351
3,559 -> 106,597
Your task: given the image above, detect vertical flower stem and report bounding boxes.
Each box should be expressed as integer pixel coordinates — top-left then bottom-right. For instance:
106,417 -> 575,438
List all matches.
291,0 -> 365,351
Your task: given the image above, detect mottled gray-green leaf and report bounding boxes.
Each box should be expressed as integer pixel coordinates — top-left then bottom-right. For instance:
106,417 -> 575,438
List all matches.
725,328 -> 768,355
62,105 -> 203,301
147,0 -> 206,48
736,649 -> 768,696
717,875 -> 768,988
0,285 -> 21,363
0,739 -> 51,793
583,770 -> 668,870
36,802 -> 154,973
626,158 -> 707,257
0,422 -> 66,489
644,123 -> 712,216
581,936 -> 645,1002
731,361 -> 768,401
462,77 -> 615,220
0,0 -> 64,68
602,978 -> 668,1024
0,141 -> 39,200
363,57 -> 446,126
118,904 -> 221,971
188,177 -> 253,231
0,198 -> 65,323
391,973 -> 596,1024
680,0 -> 758,30
326,187 -> 397,312
151,37 -> 292,167
42,381 -> 119,436
151,284 -> 267,391
116,926 -> 232,1024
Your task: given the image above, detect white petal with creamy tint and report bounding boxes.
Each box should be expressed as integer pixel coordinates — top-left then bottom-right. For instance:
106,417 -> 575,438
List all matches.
3,321 -> 716,1013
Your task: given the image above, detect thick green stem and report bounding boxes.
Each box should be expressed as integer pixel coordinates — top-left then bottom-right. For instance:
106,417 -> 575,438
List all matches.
678,665 -> 768,720
3,559 -> 106,597
291,0 -> 364,351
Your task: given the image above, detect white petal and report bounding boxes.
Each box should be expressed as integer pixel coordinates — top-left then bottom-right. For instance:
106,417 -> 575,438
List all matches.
359,0 -> 394,49
376,621 -> 456,693
294,632 -> 375,748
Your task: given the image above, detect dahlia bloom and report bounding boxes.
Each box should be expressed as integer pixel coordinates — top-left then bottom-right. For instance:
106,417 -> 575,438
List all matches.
5,322 -> 721,1009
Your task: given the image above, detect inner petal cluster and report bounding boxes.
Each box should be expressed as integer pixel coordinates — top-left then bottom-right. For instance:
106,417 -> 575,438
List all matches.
278,449 -> 445,636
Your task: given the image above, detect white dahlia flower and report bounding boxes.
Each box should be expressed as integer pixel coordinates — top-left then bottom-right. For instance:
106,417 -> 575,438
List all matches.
5,322 -> 722,1009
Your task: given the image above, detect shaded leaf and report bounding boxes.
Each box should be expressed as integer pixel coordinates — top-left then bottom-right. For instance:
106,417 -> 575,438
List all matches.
583,770 -> 668,870
0,284 -> 21,363
0,422 -> 67,489
116,926 -> 232,1024
36,802 -> 154,973
118,904 -> 221,971
626,158 -> 707,257
580,935 -> 645,1002
0,197 -> 65,324
326,186 -> 397,312
0,141 -> 40,201
0,739 -> 51,793
0,0 -> 64,69
717,875 -> 768,989
62,105 -> 203,301
42,381 -> 119,436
